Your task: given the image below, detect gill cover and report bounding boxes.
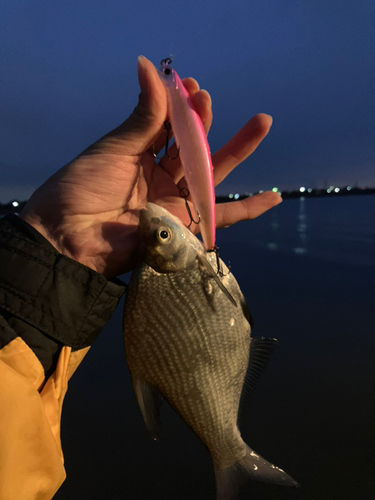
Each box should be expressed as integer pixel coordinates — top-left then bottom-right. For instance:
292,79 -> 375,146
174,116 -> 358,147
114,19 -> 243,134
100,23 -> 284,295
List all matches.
138,204 -> 200,273
139,204 -> 236,305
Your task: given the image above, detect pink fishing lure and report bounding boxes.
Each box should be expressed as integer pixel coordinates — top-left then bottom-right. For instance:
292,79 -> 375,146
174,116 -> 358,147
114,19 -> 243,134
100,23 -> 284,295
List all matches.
158,59 -> 216,251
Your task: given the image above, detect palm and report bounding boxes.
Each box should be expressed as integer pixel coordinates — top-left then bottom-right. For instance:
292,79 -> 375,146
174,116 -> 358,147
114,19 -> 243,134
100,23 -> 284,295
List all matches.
21,56 -> 281,278
82,145 -> 196,276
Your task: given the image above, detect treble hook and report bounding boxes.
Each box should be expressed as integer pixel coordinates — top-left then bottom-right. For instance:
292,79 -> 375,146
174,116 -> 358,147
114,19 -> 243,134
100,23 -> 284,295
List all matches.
152,121 -> 180,160
179,187 -> 200,228
207,246 -> 231,277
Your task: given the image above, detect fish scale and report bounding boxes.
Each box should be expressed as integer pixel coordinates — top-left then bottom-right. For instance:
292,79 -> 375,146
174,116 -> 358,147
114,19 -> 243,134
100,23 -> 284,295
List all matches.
123,203 -> 298,499
124,259 -> 251,470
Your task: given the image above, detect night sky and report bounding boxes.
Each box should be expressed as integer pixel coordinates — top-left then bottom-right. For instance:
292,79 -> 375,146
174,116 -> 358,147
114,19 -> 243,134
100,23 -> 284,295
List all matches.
0,0 -> 374,203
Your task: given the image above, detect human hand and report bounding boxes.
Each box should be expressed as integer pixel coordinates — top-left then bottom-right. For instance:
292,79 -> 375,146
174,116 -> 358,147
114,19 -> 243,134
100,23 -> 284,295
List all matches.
20,56 -> 281,278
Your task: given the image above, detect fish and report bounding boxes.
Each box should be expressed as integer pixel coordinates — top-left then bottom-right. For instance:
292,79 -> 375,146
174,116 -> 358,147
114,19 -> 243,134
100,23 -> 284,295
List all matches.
122,203 -> 298,499
158,58 -> 216,251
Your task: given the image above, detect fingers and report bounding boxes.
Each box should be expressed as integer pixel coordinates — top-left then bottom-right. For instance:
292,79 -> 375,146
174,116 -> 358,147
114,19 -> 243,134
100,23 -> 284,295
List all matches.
191,89 -> 213,135
182,79 -> 213,135
96,56 -> 168,155
136,56 -> 167,123
181,77 -> 200,95
212,114 -> 273,186
215,191 -> 282,229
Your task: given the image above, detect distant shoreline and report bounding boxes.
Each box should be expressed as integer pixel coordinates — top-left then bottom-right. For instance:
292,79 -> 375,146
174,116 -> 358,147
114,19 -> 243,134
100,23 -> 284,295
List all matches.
1,186 -> 374,216
216,186 -> 375,203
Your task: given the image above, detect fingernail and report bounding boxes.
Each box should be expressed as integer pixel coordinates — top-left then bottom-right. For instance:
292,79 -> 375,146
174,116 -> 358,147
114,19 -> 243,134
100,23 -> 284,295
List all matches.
137,56 -> 148,94
138,55 -> 147,67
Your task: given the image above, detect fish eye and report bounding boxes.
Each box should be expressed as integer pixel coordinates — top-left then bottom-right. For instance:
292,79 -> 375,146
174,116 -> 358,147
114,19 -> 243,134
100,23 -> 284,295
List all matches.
163,67 -> 172,76
156,227 -> 171,244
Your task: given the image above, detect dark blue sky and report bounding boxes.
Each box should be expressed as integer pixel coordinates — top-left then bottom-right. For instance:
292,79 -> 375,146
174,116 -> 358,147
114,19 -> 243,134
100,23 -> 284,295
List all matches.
0,0 -> 374,202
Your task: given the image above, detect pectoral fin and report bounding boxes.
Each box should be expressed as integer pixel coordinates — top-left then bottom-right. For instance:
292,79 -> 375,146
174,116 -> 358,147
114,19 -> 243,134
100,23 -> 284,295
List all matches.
246,337 -> 278,394
132,378 -> 163,440
197,253 -> 237,307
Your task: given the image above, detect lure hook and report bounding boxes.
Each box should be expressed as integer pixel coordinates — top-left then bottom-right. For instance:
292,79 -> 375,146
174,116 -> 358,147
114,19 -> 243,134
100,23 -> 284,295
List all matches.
152,121 -> 180,160
207,246 -> 231,277
179,187 -> 200,228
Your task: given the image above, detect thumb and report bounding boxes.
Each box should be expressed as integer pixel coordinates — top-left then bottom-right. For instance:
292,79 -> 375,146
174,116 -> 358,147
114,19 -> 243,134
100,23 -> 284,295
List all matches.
104,56 -> 167,154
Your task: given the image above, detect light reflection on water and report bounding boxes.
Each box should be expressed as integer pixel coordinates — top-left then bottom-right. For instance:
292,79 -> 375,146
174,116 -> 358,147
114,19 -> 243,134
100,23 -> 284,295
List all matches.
255,197 -> 309,255
217,196 -> 375,267
294,197 -> 307,255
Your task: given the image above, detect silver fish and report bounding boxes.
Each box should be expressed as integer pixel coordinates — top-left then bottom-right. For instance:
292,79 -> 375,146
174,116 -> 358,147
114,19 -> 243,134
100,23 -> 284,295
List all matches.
123,203 -> 298,499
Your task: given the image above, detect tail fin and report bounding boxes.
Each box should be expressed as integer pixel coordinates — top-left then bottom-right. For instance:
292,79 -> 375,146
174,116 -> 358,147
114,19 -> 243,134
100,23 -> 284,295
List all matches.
214,444 -> 299,500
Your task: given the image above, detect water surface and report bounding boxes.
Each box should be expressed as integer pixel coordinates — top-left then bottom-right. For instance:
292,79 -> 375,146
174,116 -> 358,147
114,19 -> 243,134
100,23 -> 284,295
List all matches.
55,196 -> 375,500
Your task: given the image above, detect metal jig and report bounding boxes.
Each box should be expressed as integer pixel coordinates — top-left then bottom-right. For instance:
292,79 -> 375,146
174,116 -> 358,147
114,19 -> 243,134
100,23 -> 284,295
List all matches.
152,121 -> 179,161
207,246 -> 231,277
179,187 -> 200,228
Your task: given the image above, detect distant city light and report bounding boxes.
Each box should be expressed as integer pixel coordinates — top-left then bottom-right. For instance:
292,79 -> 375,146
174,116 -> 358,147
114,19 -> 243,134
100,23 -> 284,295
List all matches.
218,184 -> 374,200
267,243 -> 278,251
12,201 -> 19,207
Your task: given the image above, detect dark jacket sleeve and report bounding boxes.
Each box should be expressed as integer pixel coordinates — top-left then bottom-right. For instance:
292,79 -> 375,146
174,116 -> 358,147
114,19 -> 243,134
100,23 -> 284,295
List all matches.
0,213 -> 126,500
0,213 -> 126,377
